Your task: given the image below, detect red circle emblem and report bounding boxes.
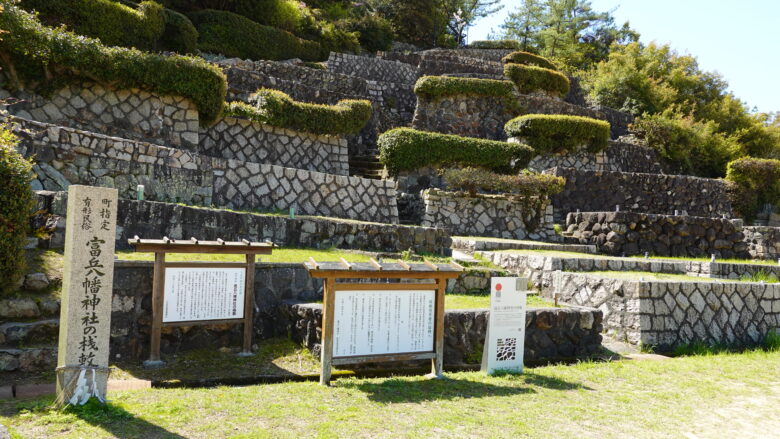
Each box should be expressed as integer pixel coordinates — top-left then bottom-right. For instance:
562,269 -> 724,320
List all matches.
496,283 -> 502,291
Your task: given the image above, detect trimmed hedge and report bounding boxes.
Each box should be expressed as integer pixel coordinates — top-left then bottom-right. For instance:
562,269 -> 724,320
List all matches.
502,51 -> 557,70
378,128 -> 533,175
468,40 -> 521,50
19,0 -> 165,50
503,64 -> 570,97
188,9 -> 323,61
442,167 -> 565,199
0,2 -> 227,125
726,157 -> 780,219
0,126 -> 34,294
414,76 -> 516,99
505,115 -> 611,155
225,89 -> 372,135
161,8 -> 199,53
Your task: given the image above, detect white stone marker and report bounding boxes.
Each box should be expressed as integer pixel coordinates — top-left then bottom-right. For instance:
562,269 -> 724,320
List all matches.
56,185 -> 118,406
482,277 -> 527,375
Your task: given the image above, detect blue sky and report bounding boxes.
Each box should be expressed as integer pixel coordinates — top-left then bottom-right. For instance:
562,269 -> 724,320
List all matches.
469,0 -> 780,114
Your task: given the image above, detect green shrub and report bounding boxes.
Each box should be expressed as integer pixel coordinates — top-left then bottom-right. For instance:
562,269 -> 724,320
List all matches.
188,9 -> 323,61
504,114 -> 610,154
160,8 -> 199,53
502,51 -> 557,70
344,14 -> 395,53
414,76 -> 516,99
0,126 -> 33,294
377,128 -> 533,175
468,40 -> 521,50
234,0 -> 303,32
0,2 -> 227,125
503,64 -> 570,97
725,157 -> 780,219
442,167 -> 565,198
19,0 -> 165,50
631,111 -> 743,178
225,89 -> 372,135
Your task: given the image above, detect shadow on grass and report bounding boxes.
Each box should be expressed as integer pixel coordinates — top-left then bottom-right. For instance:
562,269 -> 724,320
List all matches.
14,398 -> 186,439
338,371 -> 589,403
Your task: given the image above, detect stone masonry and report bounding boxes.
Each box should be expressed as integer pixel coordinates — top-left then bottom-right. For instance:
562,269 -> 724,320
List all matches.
742,226 -> 780,260
412,93 -> 521,140
328,52 -> 419,85
1,80 -> 199,150
552,271 -> 780,350
565,211 -> 749,258
527,141 -> 663,174
200,116 -> 349,175
421,189 -> 559,241
12,116 -> 399,223
547,167 -> 734,223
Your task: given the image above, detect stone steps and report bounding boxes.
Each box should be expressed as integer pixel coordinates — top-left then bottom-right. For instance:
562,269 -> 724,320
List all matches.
349,155 -> 386,180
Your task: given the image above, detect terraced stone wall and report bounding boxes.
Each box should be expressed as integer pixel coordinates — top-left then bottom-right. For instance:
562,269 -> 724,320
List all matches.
35,191 -> 449,254
282,301 -> 603,367
547,168 -> 734,223
742,226 -> 780,260
1,80 -> 199,150
200,117 -> 349,175
412,94 -> 519,140
552,271 -> 780,350
527,141 -> 663,174
13,116 -> 399,223
422,189 -> 558,241
328,52 -> 419,84
565,212 -> 749,258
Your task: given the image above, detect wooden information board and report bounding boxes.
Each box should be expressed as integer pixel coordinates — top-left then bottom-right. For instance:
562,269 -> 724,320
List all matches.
305,258 -> 463,385
129,237 -> 273,366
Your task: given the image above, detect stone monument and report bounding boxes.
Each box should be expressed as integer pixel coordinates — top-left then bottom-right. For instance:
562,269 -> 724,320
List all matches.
55,185 -> 118,406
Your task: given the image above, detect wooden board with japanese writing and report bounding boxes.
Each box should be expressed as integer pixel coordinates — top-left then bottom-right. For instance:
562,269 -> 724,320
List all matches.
56,185 -> 118,405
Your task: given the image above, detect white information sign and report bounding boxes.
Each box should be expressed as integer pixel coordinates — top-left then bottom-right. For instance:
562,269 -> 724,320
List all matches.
163,267 -> 246,323
482,277 -> 527,374
333,290 -> 435,357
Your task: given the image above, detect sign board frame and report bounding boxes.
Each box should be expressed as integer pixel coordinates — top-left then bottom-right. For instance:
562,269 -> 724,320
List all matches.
305,258 -> 463,385
129,237 -> 273,366
482,277 -> 527,375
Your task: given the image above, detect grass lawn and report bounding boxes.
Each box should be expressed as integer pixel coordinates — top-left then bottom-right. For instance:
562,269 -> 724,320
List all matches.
581,270 -> 778,283
117,248 -> 381,264
3,350 -> 780,438
445,293 -> 556,309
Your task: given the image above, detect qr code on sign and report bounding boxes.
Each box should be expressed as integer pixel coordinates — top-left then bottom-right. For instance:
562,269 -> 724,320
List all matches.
496,338 -> 517,361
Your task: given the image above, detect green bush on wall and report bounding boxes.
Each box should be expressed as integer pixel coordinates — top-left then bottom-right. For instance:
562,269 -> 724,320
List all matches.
468,40 -> 521,50
225,90 -> 373,136
502,51 -> 557,70
504,114 -> 610,155
0,2 -> 227,125
0,127 -> 34,295
725,157 -> 780,219
442,166 -> 565,199
503,64 -> 570,97
160,8 -> 199,53
188,9 -> 323,61
414,76 -> 516,100
377,128 -> 533,175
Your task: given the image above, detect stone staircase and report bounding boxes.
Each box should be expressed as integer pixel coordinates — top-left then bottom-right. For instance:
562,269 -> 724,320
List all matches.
349,155 -> 386,180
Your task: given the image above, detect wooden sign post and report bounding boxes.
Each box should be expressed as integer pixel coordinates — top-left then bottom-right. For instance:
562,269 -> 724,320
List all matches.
305,258 -> 463,385
56,185 -> 118,406
129,237 -> 273,367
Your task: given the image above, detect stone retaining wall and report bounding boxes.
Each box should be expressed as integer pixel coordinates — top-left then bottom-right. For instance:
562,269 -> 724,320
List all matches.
565,212 -> 749,258
743,226 -> 780,260
528,141 -> 663,174
547,168 -> 734,223
1,80 -> 199,151
282,301 -> 603,367
200,116 -> 349,175
412,94 -> 519,140
12,116 -> 398,223
551,271 -> 780,349
422,190 -> 559,241
328,52 -> 419,85
35,191 -> 450,254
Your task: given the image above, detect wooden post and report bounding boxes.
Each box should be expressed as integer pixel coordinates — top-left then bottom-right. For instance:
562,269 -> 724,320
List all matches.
240,254 -> 256,356
430,276 -> 446,378
145,252 -> 166,367
320,277 -> 336,386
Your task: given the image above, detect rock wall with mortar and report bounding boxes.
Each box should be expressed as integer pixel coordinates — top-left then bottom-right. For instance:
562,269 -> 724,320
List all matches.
12,116 -> 399,223
282,301 -> 602,367
552,271 -> 780,350
34,191 -> 450,255
200,116 -> 349,175
1,80 -> 199,151
412,94 -> 519,140
527,141 -> 663,174
742,226 -> 780,260
547,168 -> 734,223
422,189 -> 559,241
565,212 -> 749,258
